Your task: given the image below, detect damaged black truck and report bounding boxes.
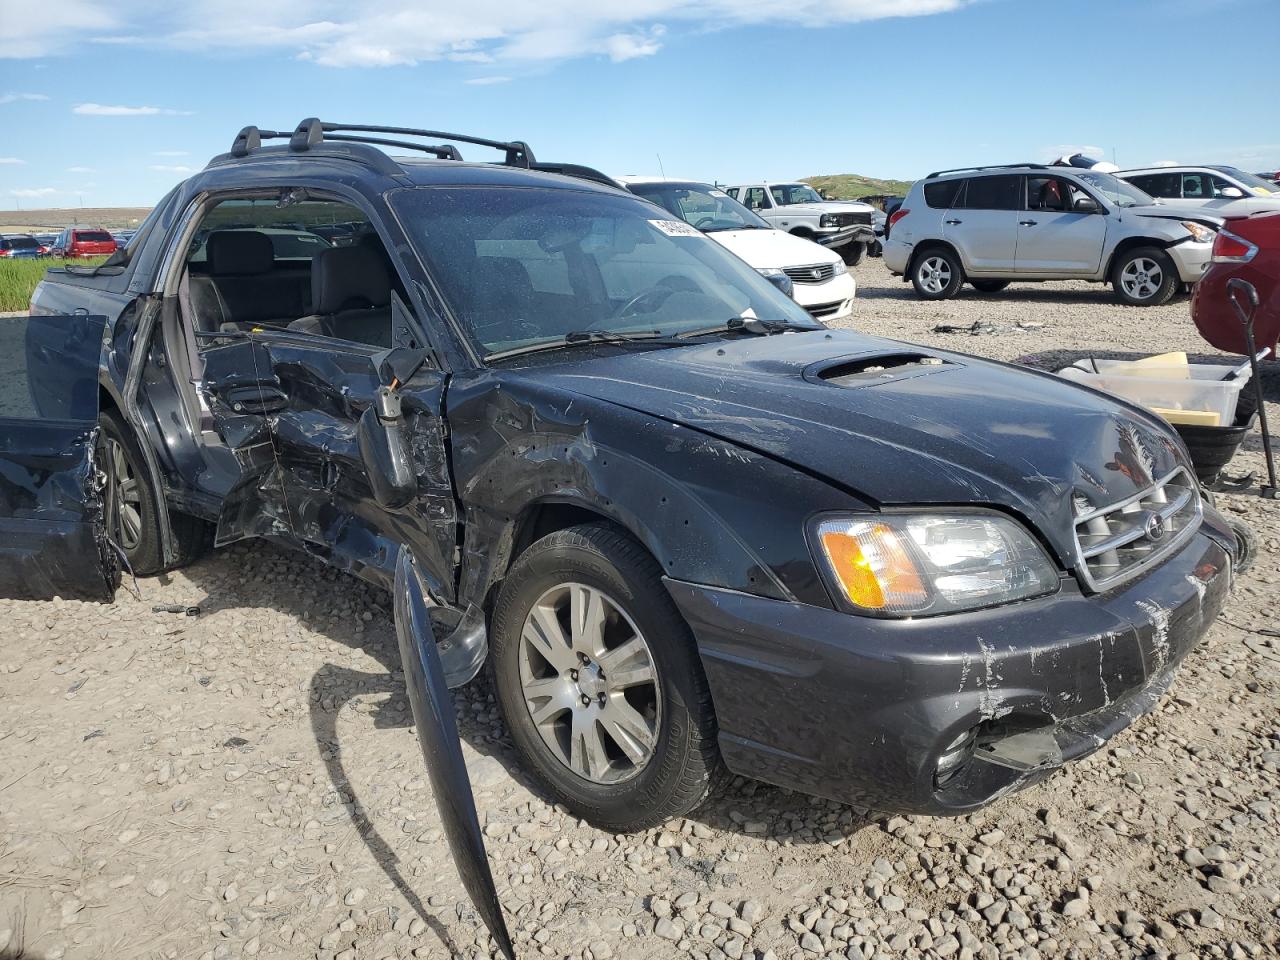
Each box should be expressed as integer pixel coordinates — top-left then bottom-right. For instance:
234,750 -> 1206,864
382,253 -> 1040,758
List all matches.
5,120 -> 1244,954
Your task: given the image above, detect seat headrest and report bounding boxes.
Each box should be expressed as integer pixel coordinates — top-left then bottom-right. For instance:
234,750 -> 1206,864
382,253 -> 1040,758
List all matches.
312,245 -> 392,314
205,230 -> 275,276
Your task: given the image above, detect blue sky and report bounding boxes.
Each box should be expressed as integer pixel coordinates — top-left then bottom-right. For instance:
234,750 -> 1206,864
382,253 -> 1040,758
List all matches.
1,0 -> 1277,208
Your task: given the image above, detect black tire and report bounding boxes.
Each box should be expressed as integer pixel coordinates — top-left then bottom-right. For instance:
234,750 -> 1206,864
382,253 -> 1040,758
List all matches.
841,241 -> 868,267
910,246 -> 964,300
1111,246 -> 1179,306
970,279 -> 1010,294
490,522 -> 721,832
98,408 -> 210,576
1226,516 -> 1257,576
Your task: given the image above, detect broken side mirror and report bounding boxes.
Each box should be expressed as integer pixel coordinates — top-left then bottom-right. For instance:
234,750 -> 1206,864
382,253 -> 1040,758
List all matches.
357,389 -> 417,510
394,548 -> 516,959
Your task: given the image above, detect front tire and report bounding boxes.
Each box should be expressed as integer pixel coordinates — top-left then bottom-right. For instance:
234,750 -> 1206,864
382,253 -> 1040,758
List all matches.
911,246 -> 964,300
1112,247 -> 1178,306
490,523 -> 721,832
841,241 -> 868,267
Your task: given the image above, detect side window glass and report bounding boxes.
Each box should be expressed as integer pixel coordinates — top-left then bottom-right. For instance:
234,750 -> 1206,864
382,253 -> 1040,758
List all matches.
1026,177 -> 1067,211
1209,176 -> 1235,198
724,187 -> 739,200
960,175 -> 1021,211
923,179 -> 964,209
1130,173 -> 1179,198
1181,173 -> 1205,199
769,186 -> 786,206
1066,183 -> 1093,210
744,187 -> 767,211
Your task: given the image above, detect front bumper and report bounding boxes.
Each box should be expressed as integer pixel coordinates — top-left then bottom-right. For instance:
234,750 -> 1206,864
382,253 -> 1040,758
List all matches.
792,272 -> 857,322
815,225 -> 876,248
665,523 -> 1233,815
1168,239 -> 1214,284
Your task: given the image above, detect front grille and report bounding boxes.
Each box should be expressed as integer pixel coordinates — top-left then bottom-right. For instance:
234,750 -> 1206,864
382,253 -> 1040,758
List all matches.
827,211 -> 872,227
805,300 -> 845,318
1072,468 -> 1201,591
784,262 -> 837,284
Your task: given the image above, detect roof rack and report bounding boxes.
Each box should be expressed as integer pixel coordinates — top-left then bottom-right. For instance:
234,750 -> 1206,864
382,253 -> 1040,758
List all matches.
230,118 -> 535,165
223,118 -> 620,188
925,163 -> 1049,179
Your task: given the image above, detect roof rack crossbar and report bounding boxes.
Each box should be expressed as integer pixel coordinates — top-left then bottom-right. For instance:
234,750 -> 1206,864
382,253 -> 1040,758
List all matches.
925,163 -> 1049,179
322,133 -> 463,161
304,120 -> 535,167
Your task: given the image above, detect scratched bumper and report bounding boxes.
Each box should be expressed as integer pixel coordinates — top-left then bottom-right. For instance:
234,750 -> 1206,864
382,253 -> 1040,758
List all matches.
664,518 -> 1232,815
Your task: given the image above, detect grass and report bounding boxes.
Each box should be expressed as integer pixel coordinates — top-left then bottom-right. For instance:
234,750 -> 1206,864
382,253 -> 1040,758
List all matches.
0,258 -> 108,312
802,172 -> 915,200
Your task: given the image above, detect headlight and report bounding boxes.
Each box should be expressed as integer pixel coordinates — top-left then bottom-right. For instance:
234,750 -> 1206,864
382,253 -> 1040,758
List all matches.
830,259 -> 848,277
812,513 -> 1058,616
1181,221 -> 1216,244
755,267 -> 794,298
819,213 -> 840,228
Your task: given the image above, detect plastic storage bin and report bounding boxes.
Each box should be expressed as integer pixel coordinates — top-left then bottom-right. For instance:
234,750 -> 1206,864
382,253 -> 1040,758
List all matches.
1056,361 -> 1250,427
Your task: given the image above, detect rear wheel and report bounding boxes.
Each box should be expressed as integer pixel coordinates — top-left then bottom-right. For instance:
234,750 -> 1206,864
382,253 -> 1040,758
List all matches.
1112,247 -> 1178,306
97,409 -> 209,576
490,523 -> 721,832
911,247 -> 964,300
970,279 -> 1010,293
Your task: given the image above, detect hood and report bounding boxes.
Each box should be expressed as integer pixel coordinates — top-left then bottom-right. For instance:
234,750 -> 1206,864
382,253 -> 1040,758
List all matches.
774,200 -> 874,215
708,227 -> 840,268
1126,203 -> 1225,228
530,330 -> 1187,565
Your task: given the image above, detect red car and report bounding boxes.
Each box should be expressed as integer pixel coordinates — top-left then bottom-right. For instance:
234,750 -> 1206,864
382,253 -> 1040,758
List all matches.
51,227 -> 118,259
1192,210 -> 1280,355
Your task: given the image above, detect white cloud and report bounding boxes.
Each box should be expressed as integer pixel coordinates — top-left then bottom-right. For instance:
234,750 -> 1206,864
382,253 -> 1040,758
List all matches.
465,75 -> 511,85
0,92 -> 49,105
10,187 -> 57,198
0,0 -> 116,58
4,1 -> 972,68
0,157 -> 24,165
149,164 -> 195,173
1151,160 -> 1178,168
66,165 -> 94,173
1042,144 -> 1105,162
74,103 -> 193,116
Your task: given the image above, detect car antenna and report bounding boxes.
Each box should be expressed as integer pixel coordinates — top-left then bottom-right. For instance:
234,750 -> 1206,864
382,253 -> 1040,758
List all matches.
656,152 -> 666,178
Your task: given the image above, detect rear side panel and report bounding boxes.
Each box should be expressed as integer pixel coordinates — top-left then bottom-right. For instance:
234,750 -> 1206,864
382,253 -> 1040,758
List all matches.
0,314 -> 119,601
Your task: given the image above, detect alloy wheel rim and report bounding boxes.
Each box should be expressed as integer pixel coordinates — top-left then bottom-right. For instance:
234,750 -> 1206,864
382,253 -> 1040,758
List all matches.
517,582 -> 662,785
1121,257 -> 1162,300
919,256 -> 951,294
105,437 -> 143,550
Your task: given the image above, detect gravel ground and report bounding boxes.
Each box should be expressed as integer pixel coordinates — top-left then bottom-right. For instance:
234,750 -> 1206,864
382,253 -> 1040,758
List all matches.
1,260 -> 1277,960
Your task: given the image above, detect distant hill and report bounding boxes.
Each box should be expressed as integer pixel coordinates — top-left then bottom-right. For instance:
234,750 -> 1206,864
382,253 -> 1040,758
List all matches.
0,207 -> 153,231
802,173 -> 914,199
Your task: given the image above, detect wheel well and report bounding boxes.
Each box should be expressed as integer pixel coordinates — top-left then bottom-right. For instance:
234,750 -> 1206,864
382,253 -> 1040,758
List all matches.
99,385 -> 120,417
907,240 -> 962,276
1104,237 -> 1171,277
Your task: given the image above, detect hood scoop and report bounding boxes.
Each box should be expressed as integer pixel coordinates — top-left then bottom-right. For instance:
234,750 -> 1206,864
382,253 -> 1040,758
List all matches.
807,352 -> 958,388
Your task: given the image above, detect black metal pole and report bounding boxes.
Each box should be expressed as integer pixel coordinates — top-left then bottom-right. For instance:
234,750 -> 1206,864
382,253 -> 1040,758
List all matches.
1228,279 -> 1278,498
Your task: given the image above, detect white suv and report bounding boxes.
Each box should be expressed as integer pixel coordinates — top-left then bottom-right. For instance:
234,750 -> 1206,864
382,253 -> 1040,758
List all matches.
883,164 -> 1222,306
723,181 -> 876,265
1118,165 -> 1280,215
622,177 -> 856,322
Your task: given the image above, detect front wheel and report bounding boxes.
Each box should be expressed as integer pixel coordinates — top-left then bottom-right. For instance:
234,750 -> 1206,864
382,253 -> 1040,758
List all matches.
1112,247 -> 1178,306
841,241 -> 868,267
911,247 -> 964,300
490,523 -> 721,832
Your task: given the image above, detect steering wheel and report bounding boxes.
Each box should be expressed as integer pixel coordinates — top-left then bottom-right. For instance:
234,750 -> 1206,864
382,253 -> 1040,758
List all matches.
692,216 -> 717,229
614,286 -> 676,321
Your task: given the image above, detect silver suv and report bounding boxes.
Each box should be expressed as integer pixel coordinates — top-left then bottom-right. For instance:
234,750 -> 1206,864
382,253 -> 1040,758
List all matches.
883,164 -> 1222,306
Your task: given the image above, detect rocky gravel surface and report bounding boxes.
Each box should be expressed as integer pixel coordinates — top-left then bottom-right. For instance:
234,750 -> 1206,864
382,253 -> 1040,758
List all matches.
1,260 -> 1277,960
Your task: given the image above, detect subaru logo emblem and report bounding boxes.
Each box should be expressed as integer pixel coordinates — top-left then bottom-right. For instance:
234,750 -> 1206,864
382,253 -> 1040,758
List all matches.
1144,512 -> 1167,542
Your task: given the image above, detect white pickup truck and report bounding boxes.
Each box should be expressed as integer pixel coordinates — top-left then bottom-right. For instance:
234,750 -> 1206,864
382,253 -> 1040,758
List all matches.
724,181 -> 877,265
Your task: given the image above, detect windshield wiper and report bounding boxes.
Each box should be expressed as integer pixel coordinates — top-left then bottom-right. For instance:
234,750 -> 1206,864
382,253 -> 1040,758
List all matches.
678,315 -> 816,339
485,329 -> 686,361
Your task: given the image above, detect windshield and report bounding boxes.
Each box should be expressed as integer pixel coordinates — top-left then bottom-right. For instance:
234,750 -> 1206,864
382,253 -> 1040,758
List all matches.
627,182 -> 771,232
770,183 -> 825,205
1210,165 -> 1280,196
390,186 -> 814,357
9,237 -> 38,250
1074,171 -> 1154,208
75,230 -> 113,242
